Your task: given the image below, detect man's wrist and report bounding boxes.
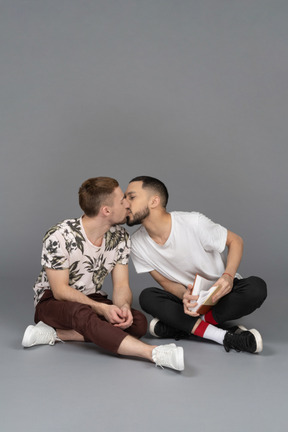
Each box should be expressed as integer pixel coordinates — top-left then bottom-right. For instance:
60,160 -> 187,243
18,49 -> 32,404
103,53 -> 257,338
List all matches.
92,301 -> 108,316
120,302 -> 131,310
223,272 -> 234,280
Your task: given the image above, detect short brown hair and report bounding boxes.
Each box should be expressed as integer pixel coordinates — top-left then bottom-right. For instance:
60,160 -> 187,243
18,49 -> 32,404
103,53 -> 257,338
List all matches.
78,177 -> 119,217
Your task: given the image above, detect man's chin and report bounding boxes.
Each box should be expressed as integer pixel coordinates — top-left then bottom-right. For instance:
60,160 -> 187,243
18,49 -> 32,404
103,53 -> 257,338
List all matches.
112,216 -> 130,226
126,216 -> 139,227
126,216 -> 133,226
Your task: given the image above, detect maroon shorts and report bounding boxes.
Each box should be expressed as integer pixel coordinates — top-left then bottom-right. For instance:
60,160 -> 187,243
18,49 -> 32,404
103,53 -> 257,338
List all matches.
35,290 -> 147,353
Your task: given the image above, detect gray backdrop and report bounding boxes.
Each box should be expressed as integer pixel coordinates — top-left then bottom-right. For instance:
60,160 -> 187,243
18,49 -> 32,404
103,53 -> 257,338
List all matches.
1,0 -> 286,294
1,2 -> 288,431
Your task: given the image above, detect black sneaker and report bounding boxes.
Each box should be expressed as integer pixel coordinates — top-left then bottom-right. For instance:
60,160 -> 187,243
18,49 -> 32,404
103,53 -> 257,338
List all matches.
149,318 -> 185,340
226,325 -> 247,335
223,328 -> 263,353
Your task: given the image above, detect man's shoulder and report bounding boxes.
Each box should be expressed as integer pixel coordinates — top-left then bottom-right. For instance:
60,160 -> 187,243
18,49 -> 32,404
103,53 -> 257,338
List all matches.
105,225 -> 130,248
43,218 -> 81,241
171,211 -> 201,223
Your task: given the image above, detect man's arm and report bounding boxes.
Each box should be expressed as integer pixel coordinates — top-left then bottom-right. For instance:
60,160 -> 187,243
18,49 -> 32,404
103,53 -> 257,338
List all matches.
111,263 -> 132,308
183,230 -> 244,316
111,263 -> 133,329
45,267 -> 127,325
149,269 -> 202,317
212,229 -> 243,302
150,270 -> 186,299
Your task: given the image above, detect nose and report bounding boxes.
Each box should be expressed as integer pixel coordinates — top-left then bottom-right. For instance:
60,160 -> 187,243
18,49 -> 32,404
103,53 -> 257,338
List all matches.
124,198 -> 130,209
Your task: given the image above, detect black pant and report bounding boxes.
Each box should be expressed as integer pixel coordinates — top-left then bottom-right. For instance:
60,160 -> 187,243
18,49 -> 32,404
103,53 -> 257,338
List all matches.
139,276 -> 267,335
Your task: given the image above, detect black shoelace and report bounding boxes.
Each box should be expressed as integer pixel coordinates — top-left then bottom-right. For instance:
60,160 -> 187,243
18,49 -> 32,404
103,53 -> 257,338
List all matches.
224,331 -> 256,353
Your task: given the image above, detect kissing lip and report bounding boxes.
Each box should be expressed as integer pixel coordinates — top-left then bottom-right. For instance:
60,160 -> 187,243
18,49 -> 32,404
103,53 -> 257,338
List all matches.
126,212 -> 133,222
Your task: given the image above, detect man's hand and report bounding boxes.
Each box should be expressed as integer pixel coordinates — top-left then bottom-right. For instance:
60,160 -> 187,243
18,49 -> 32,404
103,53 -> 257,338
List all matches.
101,304 -> 133,330
211,274 -> 233,303
183,284 -> 200,317
114,306 -> 133,329
101,304 -> 126,326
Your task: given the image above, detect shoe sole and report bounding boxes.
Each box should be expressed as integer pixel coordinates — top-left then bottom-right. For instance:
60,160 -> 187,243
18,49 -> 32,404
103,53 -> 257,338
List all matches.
249,328 -> 263,353
175,347 -> 185,371
149,318 -> 160,338
22,325 -> 35,347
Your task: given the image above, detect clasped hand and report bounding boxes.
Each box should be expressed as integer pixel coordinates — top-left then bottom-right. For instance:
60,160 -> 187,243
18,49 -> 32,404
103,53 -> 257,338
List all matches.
104,304 -> 133,329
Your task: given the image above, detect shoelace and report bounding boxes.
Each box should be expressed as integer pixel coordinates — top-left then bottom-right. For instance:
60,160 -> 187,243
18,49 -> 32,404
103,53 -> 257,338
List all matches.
37,330 -> 64,345
225,331 -> 255,352
55,336 -> 65,344
153,348 -> 171,369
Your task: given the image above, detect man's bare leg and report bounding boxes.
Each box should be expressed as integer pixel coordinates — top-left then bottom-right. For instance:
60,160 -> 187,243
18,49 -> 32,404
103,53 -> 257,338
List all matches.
56,329 -> 84,341
117,335 -> 184,370
117,334 -> 156,361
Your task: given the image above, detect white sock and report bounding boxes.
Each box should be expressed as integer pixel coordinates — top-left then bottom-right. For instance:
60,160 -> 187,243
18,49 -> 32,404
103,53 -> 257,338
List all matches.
202,325 -> 227,345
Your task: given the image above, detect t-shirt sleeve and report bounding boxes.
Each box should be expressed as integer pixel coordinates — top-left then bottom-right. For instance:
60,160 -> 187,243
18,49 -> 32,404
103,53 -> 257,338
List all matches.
41,231 -> 69,270
197,213 -> 227,253
131,235 -> 154,274
116,230 -> 131,265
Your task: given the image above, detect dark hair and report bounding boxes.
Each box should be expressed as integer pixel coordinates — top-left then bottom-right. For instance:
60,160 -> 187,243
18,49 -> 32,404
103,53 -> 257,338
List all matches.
129,176 -> 169,208
78,177 -> 119,217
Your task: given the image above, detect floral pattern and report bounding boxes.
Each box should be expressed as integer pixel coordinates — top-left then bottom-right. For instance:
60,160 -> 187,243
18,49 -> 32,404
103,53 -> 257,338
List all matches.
33,218 -> 130,306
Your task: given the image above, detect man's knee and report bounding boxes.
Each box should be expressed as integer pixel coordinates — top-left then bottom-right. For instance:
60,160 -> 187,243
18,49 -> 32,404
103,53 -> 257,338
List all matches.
246,276 -> 267,306
70,303 -> 96,330
139,287 -> 159,311
130,310 -> 148,338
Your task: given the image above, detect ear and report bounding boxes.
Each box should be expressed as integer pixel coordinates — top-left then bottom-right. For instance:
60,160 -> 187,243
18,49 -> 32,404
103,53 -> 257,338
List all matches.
101,206 -> 111,216
149,195 -> 161,209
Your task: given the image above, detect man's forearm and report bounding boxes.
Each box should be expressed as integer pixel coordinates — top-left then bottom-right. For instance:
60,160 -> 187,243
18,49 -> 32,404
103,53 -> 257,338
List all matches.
51,284 -> 108,315
160,281 -> 186,299
45,268 -> 108,316
225,234 -> 244,278
149,270 -> 186,299
112,286 -> 133,309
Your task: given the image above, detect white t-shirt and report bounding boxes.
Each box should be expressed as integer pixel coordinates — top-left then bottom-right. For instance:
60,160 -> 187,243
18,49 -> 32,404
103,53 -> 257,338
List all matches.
131,212 -> 229,287
33,217 -> 130,306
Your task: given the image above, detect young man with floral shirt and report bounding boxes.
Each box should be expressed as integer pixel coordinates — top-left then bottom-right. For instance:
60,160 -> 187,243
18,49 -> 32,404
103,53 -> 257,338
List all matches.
22,177 -> 184,371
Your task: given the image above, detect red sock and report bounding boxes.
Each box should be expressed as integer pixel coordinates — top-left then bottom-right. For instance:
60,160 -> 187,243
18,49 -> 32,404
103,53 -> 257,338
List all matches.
193,321 -> 209,338
204,310 -> 218,325
193,321 -> 226,344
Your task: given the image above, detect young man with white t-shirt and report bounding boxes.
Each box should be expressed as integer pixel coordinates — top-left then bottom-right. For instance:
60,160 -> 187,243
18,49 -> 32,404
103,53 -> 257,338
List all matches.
125,176 -> 267,354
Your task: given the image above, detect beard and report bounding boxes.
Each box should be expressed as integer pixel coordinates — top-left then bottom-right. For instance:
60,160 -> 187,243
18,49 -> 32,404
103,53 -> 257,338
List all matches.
126,206 -> 150,226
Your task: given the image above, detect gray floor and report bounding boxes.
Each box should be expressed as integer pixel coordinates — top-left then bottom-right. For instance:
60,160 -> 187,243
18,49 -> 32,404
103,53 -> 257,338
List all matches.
1,277 -> 287,432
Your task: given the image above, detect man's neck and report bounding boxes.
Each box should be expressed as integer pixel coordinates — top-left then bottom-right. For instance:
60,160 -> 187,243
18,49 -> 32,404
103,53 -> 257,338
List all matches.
82,215 -> 111,246
143,210 -> 171,246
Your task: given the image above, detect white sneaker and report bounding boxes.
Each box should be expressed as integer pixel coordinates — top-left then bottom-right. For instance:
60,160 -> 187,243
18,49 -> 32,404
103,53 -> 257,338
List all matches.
152,343 -> 184,371
22,321 -> 59,347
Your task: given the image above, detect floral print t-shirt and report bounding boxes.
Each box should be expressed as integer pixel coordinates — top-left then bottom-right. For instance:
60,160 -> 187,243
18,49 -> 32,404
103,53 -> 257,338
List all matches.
33,217 -> 131,306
